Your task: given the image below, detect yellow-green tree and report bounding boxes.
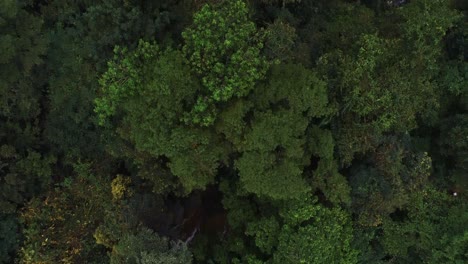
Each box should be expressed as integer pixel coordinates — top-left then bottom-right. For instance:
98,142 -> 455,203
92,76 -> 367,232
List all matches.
182,0 -> 268,125
96,40 -> 227,193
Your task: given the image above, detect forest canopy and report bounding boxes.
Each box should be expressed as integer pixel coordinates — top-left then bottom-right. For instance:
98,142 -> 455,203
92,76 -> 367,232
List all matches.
0,0 -> 467,263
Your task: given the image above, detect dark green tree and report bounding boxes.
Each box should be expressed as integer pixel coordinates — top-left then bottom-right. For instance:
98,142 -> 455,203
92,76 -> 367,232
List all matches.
42,0 -> 195,160
233,63 -> 334,199
110,228 -> 192,264
319,0 -> 461,164
0,214 -> 18,264
270,198 -> 358,264
218,182 -> 358,264
349,137 -> 432,227
0,2 -> 52,261
381,188 -> 468,263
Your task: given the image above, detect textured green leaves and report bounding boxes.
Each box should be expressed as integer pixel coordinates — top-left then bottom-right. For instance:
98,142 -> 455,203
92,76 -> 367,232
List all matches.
234,64 -> 334,199
235,110 -> 310,199
243,195 -> 358,264
381,189 -> 468,263
96,41 -> 227,192
182,0 -> 268,125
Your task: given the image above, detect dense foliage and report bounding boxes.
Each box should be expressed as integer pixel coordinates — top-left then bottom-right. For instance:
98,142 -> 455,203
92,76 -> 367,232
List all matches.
0,0 -> 466,263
